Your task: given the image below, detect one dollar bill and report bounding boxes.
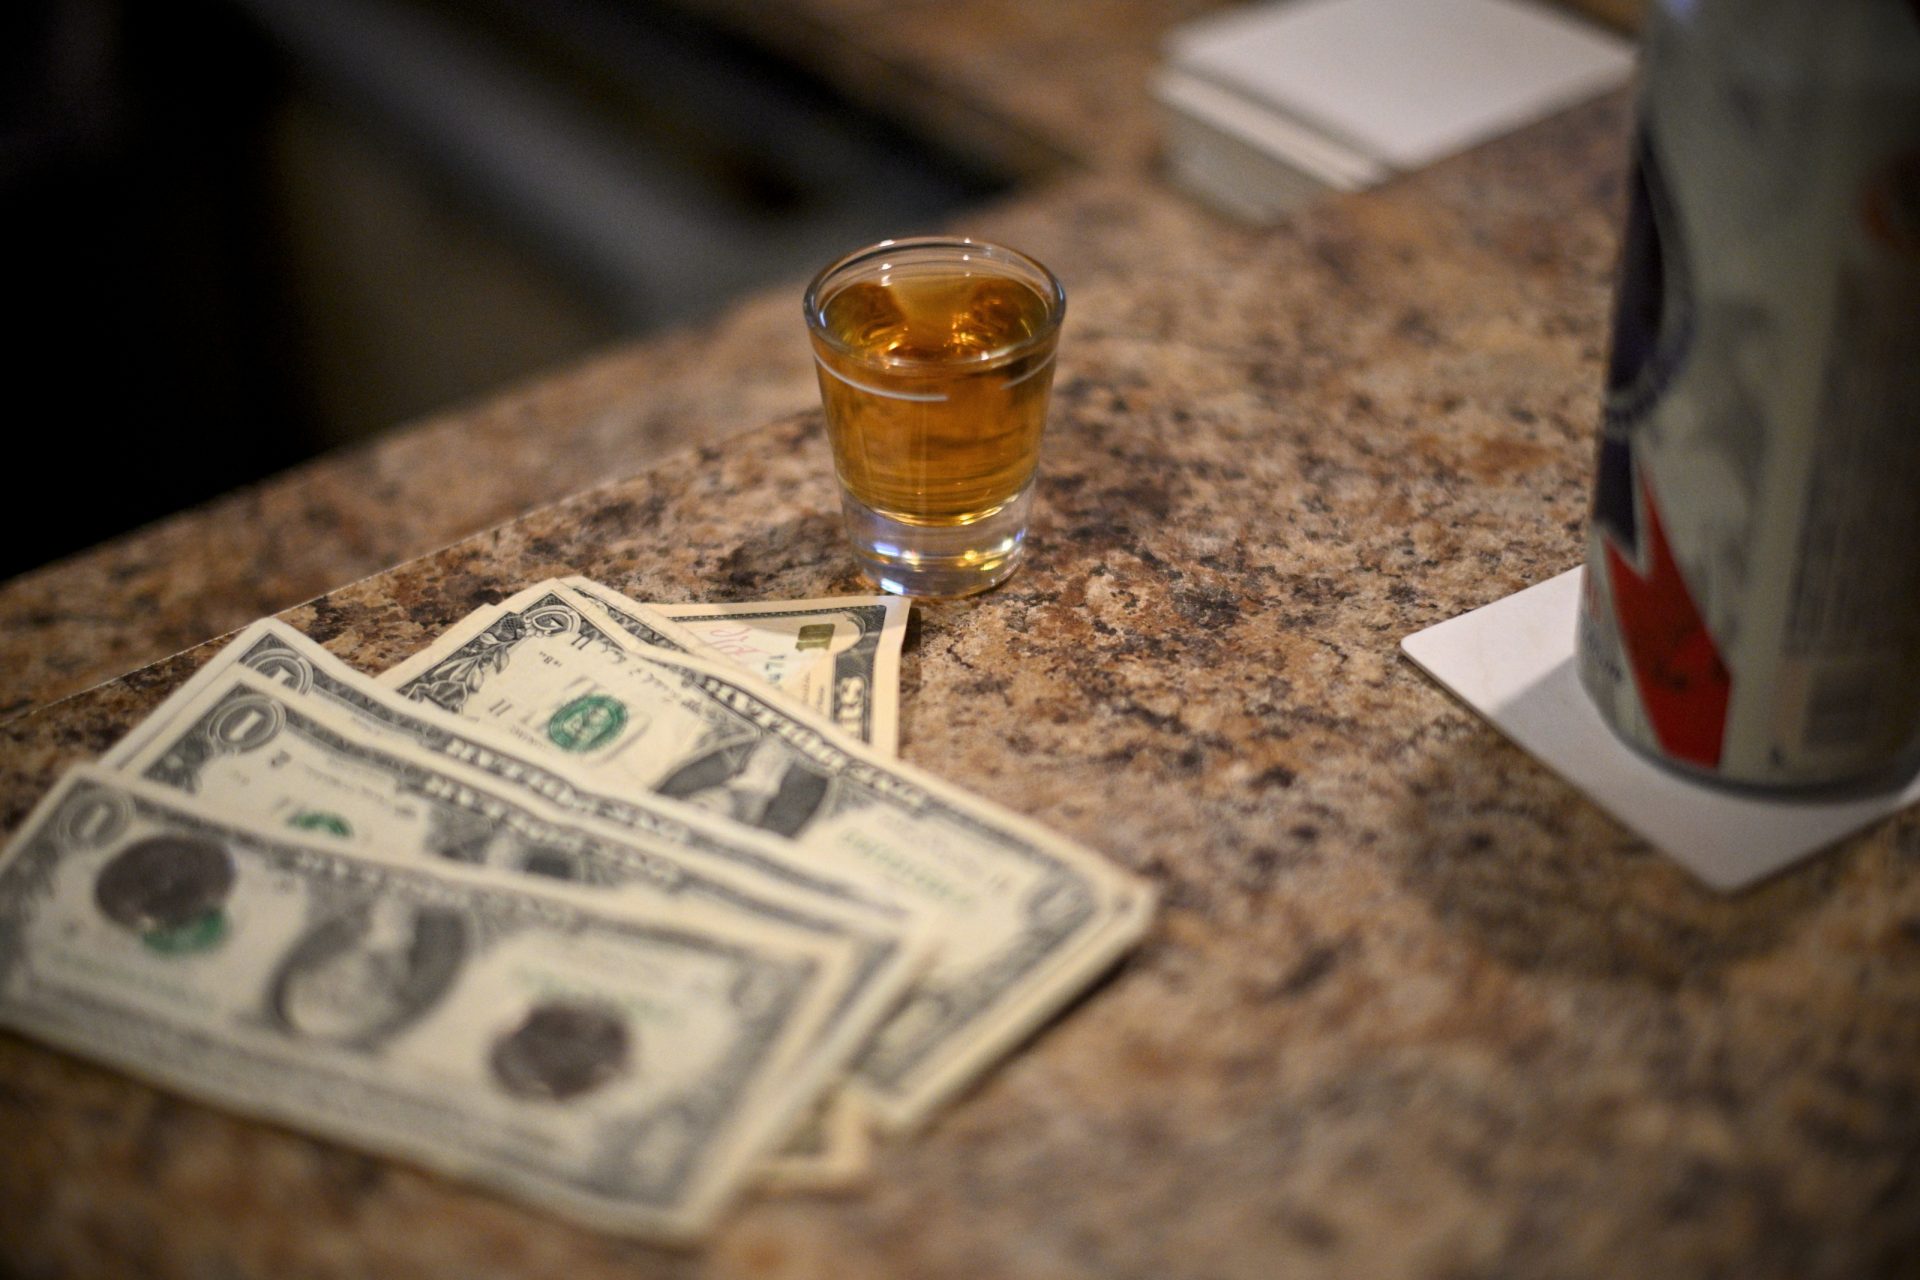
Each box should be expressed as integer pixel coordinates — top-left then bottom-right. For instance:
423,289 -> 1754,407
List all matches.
562,578 -> 908,755
0,768 -> 852,1241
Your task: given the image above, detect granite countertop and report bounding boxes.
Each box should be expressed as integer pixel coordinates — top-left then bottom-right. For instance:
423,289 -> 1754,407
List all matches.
3,8 -> 1917,1280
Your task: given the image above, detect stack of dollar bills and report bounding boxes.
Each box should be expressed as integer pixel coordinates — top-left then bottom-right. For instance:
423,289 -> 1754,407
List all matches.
0,577 -> 1155,1242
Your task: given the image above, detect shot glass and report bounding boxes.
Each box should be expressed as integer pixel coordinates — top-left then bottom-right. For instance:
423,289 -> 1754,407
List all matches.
804,237 -> 1066,597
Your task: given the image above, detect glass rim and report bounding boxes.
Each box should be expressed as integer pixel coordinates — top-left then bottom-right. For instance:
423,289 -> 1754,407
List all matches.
802,236 -> 1067,372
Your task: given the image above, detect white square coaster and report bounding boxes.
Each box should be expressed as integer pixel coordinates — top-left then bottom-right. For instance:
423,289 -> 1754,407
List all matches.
1166,0 -> 1635,174
1400,568 -> 1920,891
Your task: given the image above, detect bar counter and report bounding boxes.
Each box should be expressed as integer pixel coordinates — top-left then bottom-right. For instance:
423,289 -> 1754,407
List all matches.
2,13 -> 1916,1278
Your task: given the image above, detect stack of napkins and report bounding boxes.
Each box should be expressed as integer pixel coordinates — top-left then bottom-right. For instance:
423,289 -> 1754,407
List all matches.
1154,0 -> 1636,221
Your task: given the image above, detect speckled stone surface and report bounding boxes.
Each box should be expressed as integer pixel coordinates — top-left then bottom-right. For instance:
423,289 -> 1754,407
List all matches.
4,94 -> 1918,1278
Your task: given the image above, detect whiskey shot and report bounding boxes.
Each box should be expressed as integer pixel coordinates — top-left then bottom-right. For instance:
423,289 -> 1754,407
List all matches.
805,237 -> 1066,597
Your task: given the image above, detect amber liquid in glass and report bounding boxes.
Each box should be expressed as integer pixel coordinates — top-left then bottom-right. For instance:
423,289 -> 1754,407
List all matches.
813,272 -> 1059,526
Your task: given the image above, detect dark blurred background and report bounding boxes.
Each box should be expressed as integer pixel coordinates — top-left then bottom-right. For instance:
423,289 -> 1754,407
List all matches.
2,0 -> 1013,578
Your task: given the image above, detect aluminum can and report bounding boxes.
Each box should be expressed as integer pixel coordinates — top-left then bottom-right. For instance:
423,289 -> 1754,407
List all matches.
1578,0 -> 1920,786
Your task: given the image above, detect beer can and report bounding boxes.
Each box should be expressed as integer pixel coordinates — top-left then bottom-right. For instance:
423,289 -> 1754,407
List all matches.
1577,0 -> 1920,787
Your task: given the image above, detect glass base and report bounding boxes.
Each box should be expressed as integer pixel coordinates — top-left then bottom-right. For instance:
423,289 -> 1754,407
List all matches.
839,485 -> 1033,598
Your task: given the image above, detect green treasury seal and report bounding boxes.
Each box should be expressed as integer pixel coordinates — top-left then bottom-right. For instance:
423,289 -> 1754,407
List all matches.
547,694 -> 628,752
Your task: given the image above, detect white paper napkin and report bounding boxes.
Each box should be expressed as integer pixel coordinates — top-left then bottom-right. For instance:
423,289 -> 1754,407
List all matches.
1400,568 -> 1920,891
1165,0 -> 1636,174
